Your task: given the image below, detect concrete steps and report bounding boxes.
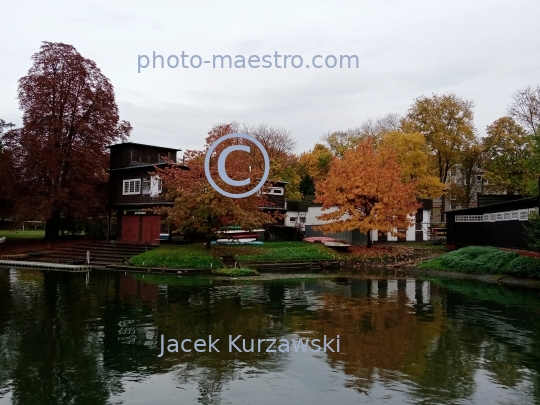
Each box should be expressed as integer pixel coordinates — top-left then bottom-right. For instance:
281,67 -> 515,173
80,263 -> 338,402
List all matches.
31,242 -> 155,267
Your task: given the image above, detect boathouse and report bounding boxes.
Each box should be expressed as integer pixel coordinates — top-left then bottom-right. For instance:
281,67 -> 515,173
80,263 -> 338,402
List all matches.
446,197 -> 539,250
108,142 -> 183,244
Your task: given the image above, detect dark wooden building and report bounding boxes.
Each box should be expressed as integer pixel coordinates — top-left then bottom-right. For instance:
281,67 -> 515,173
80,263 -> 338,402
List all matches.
108,142 -> 181,244
446,197 -> 539,250
261,180 -> 288,223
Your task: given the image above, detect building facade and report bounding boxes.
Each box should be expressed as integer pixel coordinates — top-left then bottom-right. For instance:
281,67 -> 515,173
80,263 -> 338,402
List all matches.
108,142 -> 182,244
446,197 -> 539,250
287,199 -> 432,244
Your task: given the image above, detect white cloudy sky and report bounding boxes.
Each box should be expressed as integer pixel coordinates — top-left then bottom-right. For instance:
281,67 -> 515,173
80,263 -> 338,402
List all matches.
2,0 -> 540,154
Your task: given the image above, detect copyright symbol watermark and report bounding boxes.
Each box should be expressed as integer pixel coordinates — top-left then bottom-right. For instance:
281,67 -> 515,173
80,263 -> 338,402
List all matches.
204,133 -> 270,198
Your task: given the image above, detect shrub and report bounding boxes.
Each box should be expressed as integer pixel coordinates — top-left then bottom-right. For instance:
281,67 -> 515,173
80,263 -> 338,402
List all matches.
524,211 -> 540,252
506,255 -> 540,278
211,267 -> 259,277
438,246 -> 516,274
420,245 -> 540,278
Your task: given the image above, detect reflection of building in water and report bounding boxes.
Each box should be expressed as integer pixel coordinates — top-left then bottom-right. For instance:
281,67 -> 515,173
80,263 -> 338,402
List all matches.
118,274 -> 159,302
308,279 -> 444,393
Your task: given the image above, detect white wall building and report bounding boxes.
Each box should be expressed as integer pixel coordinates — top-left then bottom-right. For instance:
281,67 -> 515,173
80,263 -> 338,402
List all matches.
286,203 -> 432,242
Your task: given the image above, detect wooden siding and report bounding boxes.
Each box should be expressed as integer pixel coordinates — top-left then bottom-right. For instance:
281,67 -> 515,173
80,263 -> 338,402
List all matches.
261,194 -> 286,209
447,197 -> 539,249
109,167 -> 169,206
110,144 -> 177,170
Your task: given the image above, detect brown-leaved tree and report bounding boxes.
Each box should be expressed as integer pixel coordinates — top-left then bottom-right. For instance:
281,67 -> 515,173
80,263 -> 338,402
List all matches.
0,120 -> 16,219
315,139 -> 420,247
3,42 -> 131,239
155,124 -> 276,248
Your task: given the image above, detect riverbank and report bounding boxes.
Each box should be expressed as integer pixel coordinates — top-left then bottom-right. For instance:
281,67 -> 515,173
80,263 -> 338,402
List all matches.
419,246 -> 540,277
405,267 -> 540,289
414,245 -> 540,289
129,242 -> 444,270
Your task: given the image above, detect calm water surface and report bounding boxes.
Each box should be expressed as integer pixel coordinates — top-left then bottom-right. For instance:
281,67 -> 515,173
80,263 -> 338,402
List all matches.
0,268 -> 539,405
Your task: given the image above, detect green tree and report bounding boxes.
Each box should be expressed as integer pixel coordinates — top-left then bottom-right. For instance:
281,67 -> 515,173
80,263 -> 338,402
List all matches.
298,143 -> 333,197
483,117 -> 531,195
525,211 -> 540,252
403,93 -> 476,220
380,131 -> 445,199
448,140 -> 483,209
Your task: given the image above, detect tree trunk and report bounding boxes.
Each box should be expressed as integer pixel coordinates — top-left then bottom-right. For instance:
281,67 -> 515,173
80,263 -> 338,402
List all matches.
45,211 -> 61,240
440,194 -> 446,223
366,229 -> 372,248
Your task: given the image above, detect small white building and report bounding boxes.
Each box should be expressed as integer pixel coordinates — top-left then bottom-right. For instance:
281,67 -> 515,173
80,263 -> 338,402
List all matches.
285,200 -> 432,243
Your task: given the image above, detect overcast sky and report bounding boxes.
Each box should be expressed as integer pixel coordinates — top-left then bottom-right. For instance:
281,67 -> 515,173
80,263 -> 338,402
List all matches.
2,0 -> 540,154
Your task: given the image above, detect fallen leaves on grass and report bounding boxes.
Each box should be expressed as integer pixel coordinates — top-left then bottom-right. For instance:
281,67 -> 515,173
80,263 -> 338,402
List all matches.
345,245 -> 440,267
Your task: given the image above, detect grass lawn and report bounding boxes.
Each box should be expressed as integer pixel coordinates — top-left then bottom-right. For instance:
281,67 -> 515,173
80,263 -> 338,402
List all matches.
0,230 -> 45,239
213,241 -> 344,261
130,244 -> 222,269
419,246 -> 540,279
130,242 -> 343,269
130,241 -> 445,269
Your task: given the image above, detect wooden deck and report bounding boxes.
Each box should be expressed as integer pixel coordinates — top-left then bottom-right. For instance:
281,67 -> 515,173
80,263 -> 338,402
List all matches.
0,260 -> 91,272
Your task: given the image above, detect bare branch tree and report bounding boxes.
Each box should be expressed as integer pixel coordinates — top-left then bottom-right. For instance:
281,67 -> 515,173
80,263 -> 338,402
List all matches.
508,85 -> 540,135
234,122 -> 297,158
321,113 -> 402,156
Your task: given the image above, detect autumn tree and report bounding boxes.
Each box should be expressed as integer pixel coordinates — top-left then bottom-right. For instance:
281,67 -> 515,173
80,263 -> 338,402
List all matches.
0,119 -> 16,218
298,143 -> 333,197
448,139 -> 483,209
315,139 -> 420,247
156,124 -> 275,248
403,93 -> 476,221
229,122 -> 301,200
508,85 -> 540,135
322,113 -> 401,157
380,131 -> 445,199
2,42 -> 131,239
482,117 -> 532,195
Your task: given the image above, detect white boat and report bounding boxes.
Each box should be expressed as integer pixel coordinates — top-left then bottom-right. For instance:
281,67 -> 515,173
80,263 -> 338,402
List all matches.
0,237 -> 5,244
324,241 -> 351,250
211,240 -> 264,246
218,229 -> 265,234
216,238 -> 257,244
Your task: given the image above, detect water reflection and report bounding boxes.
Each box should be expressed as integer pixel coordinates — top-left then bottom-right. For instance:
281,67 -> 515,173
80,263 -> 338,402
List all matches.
0,268 -> 539,405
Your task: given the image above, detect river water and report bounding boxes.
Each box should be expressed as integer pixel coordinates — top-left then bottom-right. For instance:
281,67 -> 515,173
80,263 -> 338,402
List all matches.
0,268 -> 539,405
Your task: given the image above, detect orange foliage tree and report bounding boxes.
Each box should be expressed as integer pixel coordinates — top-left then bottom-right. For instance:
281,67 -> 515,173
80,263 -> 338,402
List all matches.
315,139 -> 420,247
155,124 -> 277,247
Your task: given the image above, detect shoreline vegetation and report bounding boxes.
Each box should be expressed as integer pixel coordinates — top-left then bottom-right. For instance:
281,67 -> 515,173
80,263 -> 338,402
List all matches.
211,267 -> 259,277
419,246 -> 540,279
128,242 -> 443,269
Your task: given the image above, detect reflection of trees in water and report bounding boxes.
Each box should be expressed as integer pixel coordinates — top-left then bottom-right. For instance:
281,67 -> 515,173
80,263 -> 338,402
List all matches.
309,278 -> 540,403
308,279 -> 447,396
1,270 -> 540,404
0,270 -> 118,405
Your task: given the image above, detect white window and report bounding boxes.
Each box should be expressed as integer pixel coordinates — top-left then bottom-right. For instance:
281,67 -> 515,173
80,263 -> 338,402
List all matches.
150,175 -> 162,197
264,187 -> 284,195
123,179 -> 141,195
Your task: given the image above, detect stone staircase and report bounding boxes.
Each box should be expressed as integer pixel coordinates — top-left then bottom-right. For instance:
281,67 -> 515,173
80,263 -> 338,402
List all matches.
32,241 -> 155,268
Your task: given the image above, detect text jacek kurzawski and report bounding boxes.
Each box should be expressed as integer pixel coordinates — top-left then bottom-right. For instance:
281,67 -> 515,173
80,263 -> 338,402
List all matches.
157,335 -> 340,357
